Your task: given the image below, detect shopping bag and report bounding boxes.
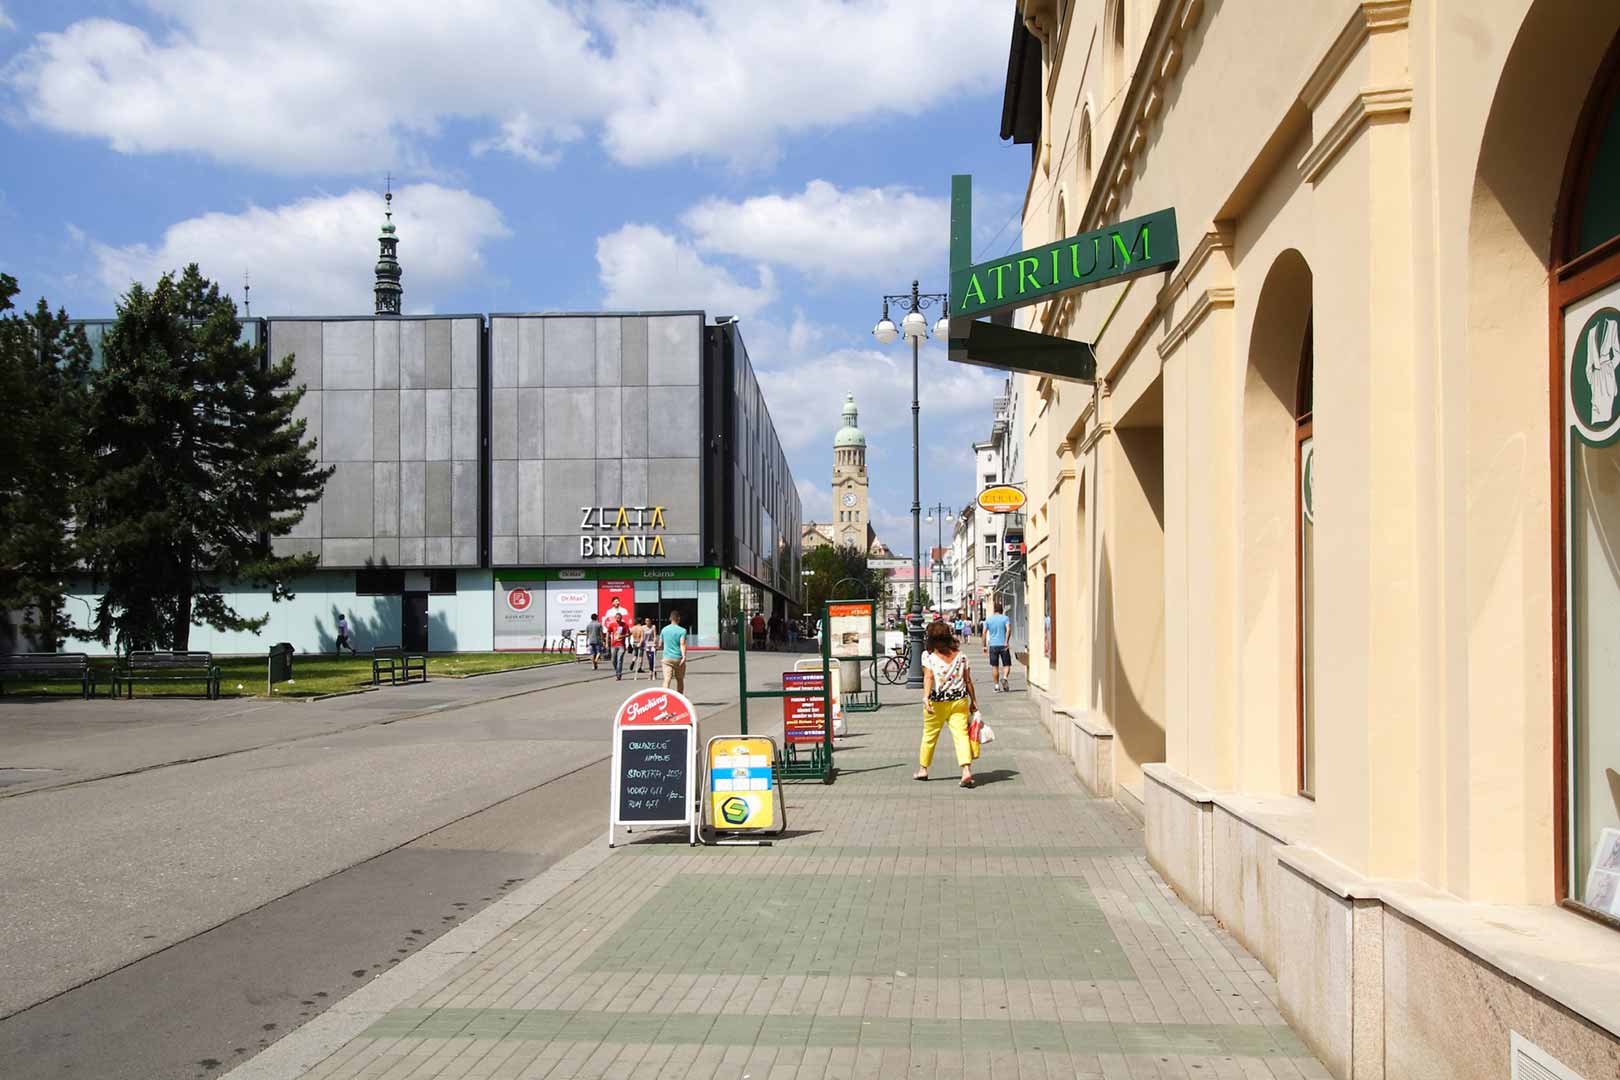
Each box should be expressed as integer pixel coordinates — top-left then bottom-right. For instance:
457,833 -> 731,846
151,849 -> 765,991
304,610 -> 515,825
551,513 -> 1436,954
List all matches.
968,710 -> 984,759
978,717 -> 996,744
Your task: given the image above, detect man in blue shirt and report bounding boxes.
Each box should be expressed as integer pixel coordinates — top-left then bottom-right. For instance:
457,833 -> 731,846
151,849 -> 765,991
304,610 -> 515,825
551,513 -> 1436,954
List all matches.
983,602 -> 1012,692
660,609 -> 689,694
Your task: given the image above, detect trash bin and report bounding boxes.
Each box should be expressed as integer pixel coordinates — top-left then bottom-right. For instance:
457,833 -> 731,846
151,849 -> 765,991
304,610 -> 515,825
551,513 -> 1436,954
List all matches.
268,643 -> 294,687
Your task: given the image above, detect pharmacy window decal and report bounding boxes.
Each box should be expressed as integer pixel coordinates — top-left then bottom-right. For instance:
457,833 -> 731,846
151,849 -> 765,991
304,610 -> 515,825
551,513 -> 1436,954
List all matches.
1569,307 -> 1620,446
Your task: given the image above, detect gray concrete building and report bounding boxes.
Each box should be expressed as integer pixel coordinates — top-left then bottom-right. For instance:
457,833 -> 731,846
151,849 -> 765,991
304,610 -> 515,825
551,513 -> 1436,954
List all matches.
54,311 -> 800,656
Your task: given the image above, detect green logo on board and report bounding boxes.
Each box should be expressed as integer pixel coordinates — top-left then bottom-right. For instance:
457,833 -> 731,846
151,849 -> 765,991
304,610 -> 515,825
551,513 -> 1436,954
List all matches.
1570,307 -> 1620,446
720,797 -> 750,825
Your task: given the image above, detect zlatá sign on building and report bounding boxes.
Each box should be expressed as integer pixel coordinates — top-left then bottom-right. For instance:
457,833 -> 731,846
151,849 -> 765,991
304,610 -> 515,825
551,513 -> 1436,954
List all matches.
580,504 -> 668,558
977,485 -> 1026,514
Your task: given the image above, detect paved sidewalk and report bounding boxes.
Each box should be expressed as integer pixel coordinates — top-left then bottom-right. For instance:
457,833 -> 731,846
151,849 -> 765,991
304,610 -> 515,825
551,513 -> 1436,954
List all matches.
243,667 -> 1329,1080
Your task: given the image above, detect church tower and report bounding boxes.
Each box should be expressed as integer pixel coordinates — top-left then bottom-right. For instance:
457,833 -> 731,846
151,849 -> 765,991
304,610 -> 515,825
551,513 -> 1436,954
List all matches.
832,394 -> 869,550
374,178 -> 402,316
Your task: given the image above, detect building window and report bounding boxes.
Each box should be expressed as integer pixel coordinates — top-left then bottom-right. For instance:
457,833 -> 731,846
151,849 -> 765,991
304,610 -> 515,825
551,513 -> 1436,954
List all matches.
984,474 -> 996,487
429,570 -> 457,595
356,569 -> 404,595
1556,47 -> 1620,924
1296,314 -> 1315,799
1107,0 -> 1126,97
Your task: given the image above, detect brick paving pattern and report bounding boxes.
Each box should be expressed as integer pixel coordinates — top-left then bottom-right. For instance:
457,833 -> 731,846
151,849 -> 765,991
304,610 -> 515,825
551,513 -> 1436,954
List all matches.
294,670 -> 1329,1079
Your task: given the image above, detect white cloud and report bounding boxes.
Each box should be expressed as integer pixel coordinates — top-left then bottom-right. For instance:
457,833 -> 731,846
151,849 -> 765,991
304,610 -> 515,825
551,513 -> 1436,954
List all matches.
0,4 -> 14,32
595,224 -> 776,318
752,337 -> 1001,456
91,183 -> 508,315
681,181 -> 948,285
796,478 -> 830,523
4,1 -> 1005,172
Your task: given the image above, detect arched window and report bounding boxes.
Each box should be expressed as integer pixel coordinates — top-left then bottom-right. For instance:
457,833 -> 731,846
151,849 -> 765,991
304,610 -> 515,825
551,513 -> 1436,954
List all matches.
1079,107 -> 1094,196
1556,35 -> 1620,924
1296,314 -> 1315,798
1107,0 -> 1126,97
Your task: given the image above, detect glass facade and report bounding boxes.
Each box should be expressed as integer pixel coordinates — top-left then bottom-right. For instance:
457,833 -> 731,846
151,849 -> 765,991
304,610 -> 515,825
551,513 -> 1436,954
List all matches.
724,323 -> 802,605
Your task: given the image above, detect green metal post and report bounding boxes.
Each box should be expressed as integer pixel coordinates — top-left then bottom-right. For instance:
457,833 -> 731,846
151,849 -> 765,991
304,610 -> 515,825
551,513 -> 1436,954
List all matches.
821,613 -> 833,781
737,613 -> 749,736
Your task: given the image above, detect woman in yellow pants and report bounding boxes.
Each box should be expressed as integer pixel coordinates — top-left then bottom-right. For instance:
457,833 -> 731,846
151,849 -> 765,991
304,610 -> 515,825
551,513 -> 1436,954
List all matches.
914,620 -> 978,788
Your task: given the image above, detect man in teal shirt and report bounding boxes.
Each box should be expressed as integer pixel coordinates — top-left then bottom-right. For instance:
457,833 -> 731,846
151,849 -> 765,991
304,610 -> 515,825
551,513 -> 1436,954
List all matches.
983,602 -> 1012,692
660,610 -> 689,693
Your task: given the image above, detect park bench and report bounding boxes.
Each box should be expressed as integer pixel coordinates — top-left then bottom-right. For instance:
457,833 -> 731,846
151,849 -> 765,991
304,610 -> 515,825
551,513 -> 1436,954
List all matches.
111,651 -> 223,700
0,652 -> 97,698
371,646 -> 427,687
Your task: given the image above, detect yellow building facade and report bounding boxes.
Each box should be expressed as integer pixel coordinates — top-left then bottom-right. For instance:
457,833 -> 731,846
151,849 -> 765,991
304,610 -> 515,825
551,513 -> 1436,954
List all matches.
1005,0 -> 1620,1074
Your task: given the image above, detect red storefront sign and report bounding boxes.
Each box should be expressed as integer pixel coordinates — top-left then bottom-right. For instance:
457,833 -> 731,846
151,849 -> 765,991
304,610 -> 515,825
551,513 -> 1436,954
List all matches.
782,671 -> 827,743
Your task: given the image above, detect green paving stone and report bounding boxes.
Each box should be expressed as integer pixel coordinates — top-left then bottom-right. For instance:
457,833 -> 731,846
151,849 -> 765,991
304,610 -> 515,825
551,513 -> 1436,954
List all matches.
656,1015 -> 718,1044
576,873 -> 1133,980
354,1008 -> 1319,1057
755,1016 -> 814,1046
704,1015 -> 764,1043
856,1018 -> 911,1048
460,1010 -> 525,1039
608,1015 -> 669,1042
806,1017 -> 864,1046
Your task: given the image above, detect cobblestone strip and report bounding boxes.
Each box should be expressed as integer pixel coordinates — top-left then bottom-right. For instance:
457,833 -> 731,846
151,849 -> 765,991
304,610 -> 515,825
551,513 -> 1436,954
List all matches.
243,668 -> 1330,1080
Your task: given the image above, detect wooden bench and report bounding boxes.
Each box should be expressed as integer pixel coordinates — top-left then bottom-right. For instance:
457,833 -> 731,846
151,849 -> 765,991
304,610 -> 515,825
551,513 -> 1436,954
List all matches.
112,651 -> 222,700
0,653 -> 97,698
371,646 -> 427,686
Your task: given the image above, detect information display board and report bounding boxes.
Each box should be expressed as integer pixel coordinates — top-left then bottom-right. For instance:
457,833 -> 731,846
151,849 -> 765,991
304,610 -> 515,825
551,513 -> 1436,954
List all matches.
782,671 -> 828,744
826,601 -> 876,659
706,736 -> 781,833
609,687 -> 698,846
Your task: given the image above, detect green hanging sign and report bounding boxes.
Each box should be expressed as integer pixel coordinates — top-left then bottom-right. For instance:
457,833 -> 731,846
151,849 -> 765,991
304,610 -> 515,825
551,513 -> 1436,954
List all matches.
949,197 -> 1178,319
943,174 -> 1178,382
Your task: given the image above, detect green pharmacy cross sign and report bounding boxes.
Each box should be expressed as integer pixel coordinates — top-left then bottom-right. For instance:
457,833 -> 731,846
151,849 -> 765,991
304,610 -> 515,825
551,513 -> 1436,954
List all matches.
945,174 -> 1179,382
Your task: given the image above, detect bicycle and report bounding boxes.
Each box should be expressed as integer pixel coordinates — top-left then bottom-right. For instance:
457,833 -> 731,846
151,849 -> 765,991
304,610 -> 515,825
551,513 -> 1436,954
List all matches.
877,642 -> 910,685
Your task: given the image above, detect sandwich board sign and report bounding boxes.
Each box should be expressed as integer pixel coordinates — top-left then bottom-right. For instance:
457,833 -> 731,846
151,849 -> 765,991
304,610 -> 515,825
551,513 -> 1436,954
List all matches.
608,687 -> 698,847
706,736 -> 786,839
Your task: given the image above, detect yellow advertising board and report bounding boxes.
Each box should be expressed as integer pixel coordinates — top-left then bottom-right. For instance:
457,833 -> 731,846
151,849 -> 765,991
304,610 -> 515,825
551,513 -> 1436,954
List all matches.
977,484 -> 1027,513
707,736 -> 778,832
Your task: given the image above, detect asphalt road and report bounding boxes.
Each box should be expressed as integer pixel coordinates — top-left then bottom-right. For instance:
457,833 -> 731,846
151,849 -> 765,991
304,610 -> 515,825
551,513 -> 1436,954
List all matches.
0,653 -> 756,1080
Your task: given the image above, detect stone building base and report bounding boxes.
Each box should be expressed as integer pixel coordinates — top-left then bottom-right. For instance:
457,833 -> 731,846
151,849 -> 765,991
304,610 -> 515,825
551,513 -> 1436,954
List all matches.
1031,684 -> 1114,799
1142,764 -> 1620,1079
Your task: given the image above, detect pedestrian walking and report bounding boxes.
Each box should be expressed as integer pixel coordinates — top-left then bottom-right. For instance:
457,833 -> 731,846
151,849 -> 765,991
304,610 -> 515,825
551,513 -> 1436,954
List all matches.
334,614 -> 357,656
983,602 -> 1012,691
642,617 -> 659,679
660,609 -> 689,693
628,618 -> 647,674
914,618 -> 978,788
586,613 -> 604,671
608,613 -> 628,680
750,611 -> 767,652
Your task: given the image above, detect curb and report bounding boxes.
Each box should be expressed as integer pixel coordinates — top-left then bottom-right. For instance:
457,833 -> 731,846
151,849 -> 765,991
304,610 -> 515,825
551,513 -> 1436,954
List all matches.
219,834 -> 615,1080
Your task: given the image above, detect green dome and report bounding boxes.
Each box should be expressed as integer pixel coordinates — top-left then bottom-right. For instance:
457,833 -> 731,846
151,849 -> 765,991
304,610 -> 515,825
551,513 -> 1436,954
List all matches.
833,394 -> 865,447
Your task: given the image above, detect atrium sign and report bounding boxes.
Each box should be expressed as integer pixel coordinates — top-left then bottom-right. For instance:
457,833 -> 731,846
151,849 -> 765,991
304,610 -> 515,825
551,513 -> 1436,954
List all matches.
944,174 -> 1179,382
950,208 -> 1179,320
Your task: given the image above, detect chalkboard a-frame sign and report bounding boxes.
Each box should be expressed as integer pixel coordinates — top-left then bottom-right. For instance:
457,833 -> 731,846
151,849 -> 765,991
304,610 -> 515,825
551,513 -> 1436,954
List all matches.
609,687 -> 699,847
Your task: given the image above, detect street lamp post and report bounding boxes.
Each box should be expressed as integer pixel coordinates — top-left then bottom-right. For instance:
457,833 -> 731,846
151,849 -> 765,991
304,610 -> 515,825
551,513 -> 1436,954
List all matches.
925,501 -> 951,619
874,281 -> 950,689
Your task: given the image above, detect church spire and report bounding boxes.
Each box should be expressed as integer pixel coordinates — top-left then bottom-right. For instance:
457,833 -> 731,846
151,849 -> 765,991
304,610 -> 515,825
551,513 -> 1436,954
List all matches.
374,174 -> 402,317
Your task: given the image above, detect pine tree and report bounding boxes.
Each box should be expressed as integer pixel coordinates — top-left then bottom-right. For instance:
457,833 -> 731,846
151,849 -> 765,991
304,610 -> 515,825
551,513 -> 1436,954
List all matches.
0,274 -> 93,651
79,265 -> 333,651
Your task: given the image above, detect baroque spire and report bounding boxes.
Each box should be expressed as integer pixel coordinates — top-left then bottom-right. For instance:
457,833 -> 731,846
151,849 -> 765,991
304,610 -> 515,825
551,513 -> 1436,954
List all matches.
374,175 -> 402,316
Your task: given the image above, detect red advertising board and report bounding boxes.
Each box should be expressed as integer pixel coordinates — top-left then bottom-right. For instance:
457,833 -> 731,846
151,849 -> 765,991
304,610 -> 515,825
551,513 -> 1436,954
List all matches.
616,687 -> 696,728
598,580 -> 634,627
782,671 -> 827,744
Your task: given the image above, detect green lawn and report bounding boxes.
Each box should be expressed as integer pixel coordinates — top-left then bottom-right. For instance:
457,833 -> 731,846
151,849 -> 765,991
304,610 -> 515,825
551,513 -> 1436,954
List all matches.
1,651 -> 578,700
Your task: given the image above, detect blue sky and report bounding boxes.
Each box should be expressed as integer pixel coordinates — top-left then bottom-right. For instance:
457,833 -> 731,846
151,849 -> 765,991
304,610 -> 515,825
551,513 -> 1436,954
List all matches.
0,0 -> 1030,556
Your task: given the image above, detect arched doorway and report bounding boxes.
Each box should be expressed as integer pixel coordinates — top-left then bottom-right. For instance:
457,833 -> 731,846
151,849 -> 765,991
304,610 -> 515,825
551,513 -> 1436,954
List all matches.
1556,32 -> 1620,925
